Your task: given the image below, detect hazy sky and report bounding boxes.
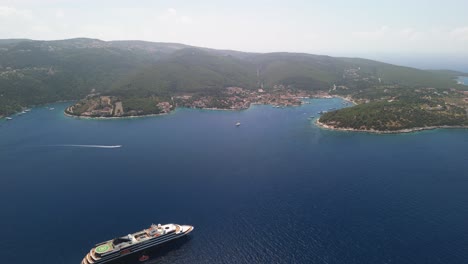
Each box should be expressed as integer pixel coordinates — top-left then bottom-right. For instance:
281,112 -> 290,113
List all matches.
1,0 -> 467,59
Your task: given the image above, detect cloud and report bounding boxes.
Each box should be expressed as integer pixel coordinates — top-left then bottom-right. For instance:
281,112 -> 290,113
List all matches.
332,25 -> 467,55
31,24 -> 53,34
0,6 -> 32,19
351,26 -> 468,44
398,28 -> 423,41
158,8 -> 192,25
353,26 -> 390,39
167,8 -> 176,16
450,27 -> 468,41
352,26 -> 426,41
55,9 -> 64,19
179,16 -> 192,24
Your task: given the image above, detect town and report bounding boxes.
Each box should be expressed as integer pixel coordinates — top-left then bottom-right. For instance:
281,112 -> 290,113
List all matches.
64,86 -> 332,118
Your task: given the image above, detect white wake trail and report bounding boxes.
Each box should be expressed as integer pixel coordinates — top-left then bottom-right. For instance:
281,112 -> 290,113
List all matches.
51,144 -> 122,149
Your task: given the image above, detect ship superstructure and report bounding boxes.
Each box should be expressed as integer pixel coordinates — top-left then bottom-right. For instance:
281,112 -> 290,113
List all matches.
81,223 -> 193,264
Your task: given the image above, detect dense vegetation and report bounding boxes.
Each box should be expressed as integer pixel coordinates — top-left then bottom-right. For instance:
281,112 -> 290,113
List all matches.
320,99 -> 468,131
110,48 -> 258,98
318,66 -> 468,131
0,38 -> 186,115
121,97 -> 164,114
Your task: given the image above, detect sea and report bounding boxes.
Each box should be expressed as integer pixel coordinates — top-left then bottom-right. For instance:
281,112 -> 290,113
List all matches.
1,98 -> 468,264
458,76 -> 468,85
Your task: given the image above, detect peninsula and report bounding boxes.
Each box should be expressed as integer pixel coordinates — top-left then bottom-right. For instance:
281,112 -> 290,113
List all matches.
316,71 -> 468,133
64,87 -> 322,118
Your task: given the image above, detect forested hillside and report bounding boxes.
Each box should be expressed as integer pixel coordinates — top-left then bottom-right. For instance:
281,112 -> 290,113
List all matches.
0,38 -> 464,121
0,38 -> 188,115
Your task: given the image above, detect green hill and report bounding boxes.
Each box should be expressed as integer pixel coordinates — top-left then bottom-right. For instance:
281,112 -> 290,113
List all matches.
0,38 -> 464,119
109,48 -> 258,98
107,49 -> 461,98
0,38 -> 177,115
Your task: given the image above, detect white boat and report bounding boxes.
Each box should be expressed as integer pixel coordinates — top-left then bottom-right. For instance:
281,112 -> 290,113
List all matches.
81,223 -> 193,264
236,122 -> 241,126
49,107 -> 55,110
6,117 -> 13,120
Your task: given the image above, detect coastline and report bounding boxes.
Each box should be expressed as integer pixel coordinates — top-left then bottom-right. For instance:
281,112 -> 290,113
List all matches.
332,95 -> 357,105
1,99 -> 76,119
64,111 -> 171,120
62,94 -> 349,120
63,105 -> 243,119
315,118 -> 468,134
63,99 -> 293,119
15,97 -> 468,134
64,106 -> 255,119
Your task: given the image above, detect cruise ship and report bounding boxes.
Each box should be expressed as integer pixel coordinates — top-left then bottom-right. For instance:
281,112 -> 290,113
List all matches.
81,223 -> 194,264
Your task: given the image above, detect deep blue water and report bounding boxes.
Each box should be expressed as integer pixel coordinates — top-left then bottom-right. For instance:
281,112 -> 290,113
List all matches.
1,99 -> 468,264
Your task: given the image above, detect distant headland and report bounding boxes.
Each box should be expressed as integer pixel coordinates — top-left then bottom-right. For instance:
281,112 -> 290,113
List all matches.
315,118 -> 468,134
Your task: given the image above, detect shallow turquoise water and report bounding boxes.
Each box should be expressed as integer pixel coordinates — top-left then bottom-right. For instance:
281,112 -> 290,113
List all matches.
458,76 -> 468,85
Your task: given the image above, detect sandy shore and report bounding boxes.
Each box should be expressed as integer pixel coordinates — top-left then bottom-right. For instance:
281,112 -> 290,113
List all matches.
315,119 -> 468,134
333,95 -> 358,105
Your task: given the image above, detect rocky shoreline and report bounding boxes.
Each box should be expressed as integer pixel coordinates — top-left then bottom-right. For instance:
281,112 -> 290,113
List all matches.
63,93 -> 356,120
64,111 -> 171,120
64,102 -> 298,119
64,88 -> 338,119
61,97 -> 468,134
315,119 -> 468,134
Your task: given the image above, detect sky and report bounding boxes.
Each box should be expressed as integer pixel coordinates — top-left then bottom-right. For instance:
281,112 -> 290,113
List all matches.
0,0 -> 467,69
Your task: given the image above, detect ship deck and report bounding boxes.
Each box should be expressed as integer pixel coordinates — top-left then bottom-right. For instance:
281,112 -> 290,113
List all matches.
81,223 -> 193,264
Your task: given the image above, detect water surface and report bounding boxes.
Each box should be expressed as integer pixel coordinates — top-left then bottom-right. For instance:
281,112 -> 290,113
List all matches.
1,99 -> 468,264
458,76 -> 468,85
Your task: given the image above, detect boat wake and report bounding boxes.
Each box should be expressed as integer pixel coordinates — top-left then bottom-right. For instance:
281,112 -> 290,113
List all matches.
49,144 -> 122,149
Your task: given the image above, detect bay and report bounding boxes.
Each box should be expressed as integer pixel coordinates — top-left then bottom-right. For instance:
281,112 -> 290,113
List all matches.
1,99 -> 468,264
458,76 -> 468,85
